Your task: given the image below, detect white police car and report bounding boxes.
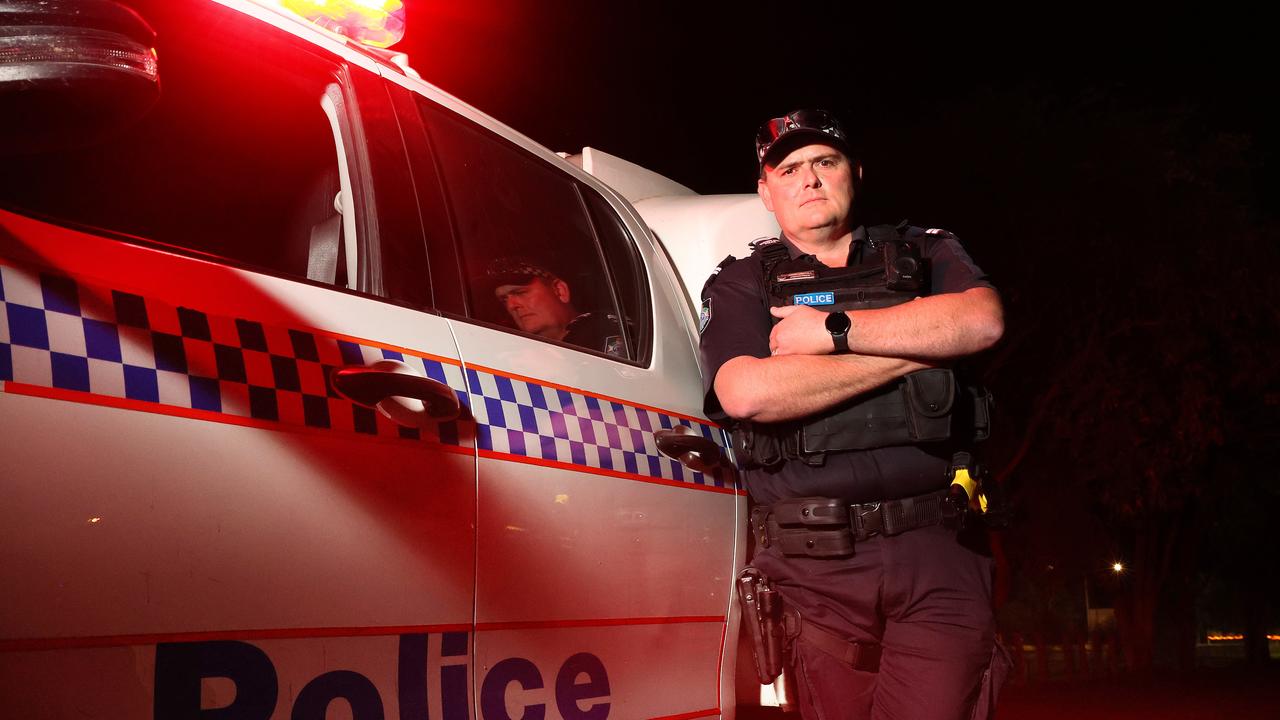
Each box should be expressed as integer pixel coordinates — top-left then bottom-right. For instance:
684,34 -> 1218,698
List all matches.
0,1 -> 783,718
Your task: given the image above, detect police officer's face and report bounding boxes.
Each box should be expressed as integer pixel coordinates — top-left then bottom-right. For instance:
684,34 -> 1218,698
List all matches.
757,143 -> 856,238
494,277 -> 577,340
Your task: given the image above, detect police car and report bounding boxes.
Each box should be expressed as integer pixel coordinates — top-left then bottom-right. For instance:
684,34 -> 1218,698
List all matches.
0,1 -> 781,718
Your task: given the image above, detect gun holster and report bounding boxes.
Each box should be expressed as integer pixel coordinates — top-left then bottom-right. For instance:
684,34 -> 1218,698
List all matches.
736,567 -> 799,684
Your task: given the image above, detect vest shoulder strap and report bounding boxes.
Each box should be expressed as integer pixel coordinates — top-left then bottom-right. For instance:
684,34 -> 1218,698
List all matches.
700,254 -> 739,301
864,220 -> 910,249
748,236 -> 791,288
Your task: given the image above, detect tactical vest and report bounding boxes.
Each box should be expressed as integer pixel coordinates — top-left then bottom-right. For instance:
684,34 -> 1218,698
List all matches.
733,224 -> 993,468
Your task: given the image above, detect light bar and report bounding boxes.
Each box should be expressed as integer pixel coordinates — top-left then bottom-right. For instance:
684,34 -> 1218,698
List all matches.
280,0 -> 406,48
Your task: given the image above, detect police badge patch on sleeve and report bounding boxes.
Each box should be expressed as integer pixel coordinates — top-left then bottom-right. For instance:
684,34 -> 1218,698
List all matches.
699,297 -> 712,333
605,335 -> 625,357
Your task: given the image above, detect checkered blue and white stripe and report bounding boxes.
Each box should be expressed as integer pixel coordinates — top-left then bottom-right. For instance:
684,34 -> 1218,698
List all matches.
0,264 -> 463,443
1,264 -> 731,489
465,368 -> 727,487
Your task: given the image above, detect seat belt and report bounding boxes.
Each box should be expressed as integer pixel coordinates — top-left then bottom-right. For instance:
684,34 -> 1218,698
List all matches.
306,208 -> 343,285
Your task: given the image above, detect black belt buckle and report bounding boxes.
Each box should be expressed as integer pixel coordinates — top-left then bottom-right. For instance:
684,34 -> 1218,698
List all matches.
853,494 -> 924,539
851,502 -> 882,541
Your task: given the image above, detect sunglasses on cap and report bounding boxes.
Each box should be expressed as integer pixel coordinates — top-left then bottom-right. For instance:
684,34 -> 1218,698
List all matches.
755,109 -> 849,166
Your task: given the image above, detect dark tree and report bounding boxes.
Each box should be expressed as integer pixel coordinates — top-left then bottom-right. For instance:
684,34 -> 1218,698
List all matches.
960,83 -> 1280,670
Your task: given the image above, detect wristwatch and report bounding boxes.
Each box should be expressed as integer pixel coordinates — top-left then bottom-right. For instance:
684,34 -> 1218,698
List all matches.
825,311 -> 851,353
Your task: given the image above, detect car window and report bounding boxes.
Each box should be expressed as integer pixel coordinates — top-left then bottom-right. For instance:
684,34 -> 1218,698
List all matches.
0,1 -> 395,295
415,101 -> 651,363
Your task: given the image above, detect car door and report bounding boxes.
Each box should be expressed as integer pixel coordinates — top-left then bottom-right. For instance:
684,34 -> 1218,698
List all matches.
0,3 -> 475,718
386,80 -> 742,720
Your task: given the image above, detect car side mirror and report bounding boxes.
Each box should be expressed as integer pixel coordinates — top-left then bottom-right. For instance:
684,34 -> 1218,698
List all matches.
0,0 -> 160,154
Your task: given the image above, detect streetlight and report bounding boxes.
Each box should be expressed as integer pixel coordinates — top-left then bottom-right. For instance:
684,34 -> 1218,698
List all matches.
1085,560 -> 1126,634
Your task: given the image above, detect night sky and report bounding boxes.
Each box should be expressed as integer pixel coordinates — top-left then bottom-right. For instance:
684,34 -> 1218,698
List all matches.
399,1 -> 1274,202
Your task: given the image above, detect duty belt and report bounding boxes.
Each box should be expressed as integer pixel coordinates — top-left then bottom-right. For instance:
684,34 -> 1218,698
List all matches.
751,489 -> 960,558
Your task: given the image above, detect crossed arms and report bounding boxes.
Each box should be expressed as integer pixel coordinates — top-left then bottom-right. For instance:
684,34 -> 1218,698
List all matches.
713,286 -> 1003,423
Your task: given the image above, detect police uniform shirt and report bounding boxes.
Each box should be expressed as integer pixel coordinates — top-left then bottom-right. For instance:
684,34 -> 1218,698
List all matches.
564,311 -> 627,357
700,226 -> 995,505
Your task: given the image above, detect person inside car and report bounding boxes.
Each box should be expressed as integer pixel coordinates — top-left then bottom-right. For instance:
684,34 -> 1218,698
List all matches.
484,256 -> 626,356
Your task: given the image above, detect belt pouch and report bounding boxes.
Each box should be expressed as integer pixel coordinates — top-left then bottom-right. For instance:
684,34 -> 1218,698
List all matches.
903,368 -> 955,442
767,497 -> 854,558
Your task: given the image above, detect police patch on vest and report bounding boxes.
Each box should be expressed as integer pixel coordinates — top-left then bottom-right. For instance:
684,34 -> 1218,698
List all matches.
699,297 -> 712,333
792,291 -> 835,306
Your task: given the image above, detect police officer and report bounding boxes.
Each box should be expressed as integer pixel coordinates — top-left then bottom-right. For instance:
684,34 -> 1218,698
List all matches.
484,256 -> 627,356
702,110 -> 1005,720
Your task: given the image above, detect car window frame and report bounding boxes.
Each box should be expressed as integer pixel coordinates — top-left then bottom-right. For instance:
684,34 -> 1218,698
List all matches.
574,182 -> 654,366
405,97 -> 654,365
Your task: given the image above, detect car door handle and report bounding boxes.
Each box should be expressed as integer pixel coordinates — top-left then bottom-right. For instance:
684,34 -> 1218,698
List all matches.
331,360 -> 462,424
654,425 -> 723,472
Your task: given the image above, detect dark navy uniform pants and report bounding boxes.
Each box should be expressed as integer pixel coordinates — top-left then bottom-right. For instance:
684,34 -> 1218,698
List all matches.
753,524 -> 995,720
